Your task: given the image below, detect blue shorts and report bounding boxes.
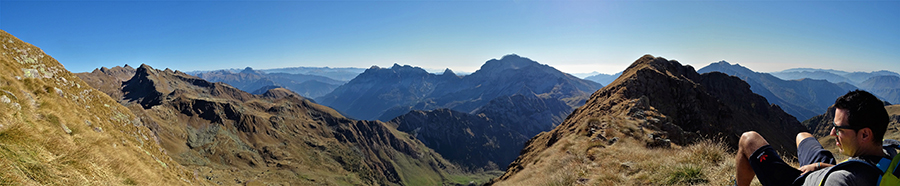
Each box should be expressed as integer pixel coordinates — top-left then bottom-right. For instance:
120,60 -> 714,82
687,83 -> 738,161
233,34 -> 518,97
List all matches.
748,137 -> 836,185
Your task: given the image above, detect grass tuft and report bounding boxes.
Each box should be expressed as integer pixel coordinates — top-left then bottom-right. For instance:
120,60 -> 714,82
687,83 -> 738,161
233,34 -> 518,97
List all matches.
666,165 -> 706,185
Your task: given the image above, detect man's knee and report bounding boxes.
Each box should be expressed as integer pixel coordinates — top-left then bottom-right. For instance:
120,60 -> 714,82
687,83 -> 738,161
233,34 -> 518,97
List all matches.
796,132 -> 813,147
740,131 -> 768,152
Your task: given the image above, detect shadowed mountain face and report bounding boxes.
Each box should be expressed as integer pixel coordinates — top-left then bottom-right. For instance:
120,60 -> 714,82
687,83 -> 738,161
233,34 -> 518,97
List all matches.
389,93 -> 572,171
193,67 -> 344,99
0,30 -> 196,185
492,55 -> 806,185
698,61 -> 858,121
78,64 -> 466,185
391,109 -> 530,171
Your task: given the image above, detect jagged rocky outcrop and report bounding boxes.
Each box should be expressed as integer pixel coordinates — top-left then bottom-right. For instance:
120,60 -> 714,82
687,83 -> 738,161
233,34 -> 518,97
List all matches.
78,64 -> 464,185
0,30 -> 196,185
75,65 -> 136,100
492,55 -> 806,184
698,61 -> 858,121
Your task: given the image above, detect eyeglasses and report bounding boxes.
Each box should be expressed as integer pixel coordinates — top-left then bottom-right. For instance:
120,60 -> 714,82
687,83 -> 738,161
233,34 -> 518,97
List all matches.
832,122 -> 861,135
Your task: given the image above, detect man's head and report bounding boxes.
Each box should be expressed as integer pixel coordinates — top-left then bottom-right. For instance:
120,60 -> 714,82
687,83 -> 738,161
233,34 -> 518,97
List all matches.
831,90 -> 889,156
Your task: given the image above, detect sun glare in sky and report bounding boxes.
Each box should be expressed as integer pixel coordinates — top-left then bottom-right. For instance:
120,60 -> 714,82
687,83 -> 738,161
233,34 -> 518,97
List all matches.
1,1 -> 897,74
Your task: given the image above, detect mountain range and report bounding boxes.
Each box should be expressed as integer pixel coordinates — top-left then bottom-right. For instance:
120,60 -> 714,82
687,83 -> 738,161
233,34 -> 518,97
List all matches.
770,68 -> 900,104
317,55 -> 601,171
770,68 -> 900,85
192,67 -> 345,99
318,54 -> 602,122
583,71 -> 622,86
257,67 -> 367,82
75,63 -> 497,185
491,55 -> 806,185
6,26 -> 900,186
697,61 -> 858,121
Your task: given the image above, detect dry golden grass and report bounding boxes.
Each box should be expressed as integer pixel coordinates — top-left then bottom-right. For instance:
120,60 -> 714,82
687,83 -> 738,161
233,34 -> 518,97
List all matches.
497,136 -> 742,186
0,30 -> 198,185
496,114 -> 747,186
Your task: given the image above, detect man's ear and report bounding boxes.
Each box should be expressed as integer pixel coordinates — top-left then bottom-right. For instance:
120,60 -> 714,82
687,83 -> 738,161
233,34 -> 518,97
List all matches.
859,128 -> 873,141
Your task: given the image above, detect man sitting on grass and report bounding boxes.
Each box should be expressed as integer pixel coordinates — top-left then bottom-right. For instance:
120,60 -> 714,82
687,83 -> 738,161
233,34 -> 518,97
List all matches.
735,90 -> 891,186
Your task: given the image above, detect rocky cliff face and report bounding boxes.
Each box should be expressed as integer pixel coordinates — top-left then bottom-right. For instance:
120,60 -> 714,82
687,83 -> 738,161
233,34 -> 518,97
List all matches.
471,94 -> 572,138
391,109 -> 529,171
0,30 -> 195,185
491,55 -> 806,185
388,93 -> 569,171
79,64 -> 465,185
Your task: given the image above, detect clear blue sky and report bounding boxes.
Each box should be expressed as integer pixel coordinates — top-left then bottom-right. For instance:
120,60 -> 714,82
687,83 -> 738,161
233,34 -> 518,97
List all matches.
2,0 -> 898,74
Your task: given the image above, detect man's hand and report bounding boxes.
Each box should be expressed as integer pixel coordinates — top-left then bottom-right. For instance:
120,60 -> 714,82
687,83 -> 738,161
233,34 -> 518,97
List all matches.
799,162 -> 833,174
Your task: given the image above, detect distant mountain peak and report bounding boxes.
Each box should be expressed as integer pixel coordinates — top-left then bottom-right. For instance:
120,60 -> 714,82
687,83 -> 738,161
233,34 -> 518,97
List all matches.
441,68 -> 456,76
240,67 -> 259,74
135,64 -> 157,77
479,54 -> 541,72
709,60 -> 745,68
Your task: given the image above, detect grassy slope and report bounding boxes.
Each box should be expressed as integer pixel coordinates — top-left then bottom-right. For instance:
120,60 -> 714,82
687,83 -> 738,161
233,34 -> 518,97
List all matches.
494,115 -> 738,186
0,30 -> 198,185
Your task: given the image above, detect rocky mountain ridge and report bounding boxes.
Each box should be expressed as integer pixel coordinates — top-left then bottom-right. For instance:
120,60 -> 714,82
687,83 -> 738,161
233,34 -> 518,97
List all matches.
78,63 -> 478,185
492,55 -> 806,185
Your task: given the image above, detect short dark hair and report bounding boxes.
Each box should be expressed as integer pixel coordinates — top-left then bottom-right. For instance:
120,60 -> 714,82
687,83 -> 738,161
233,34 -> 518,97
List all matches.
833,90 -> 889,143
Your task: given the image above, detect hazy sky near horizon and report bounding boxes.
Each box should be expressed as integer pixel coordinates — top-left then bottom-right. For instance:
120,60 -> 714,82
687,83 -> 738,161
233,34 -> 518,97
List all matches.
1,1 -> 898,74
